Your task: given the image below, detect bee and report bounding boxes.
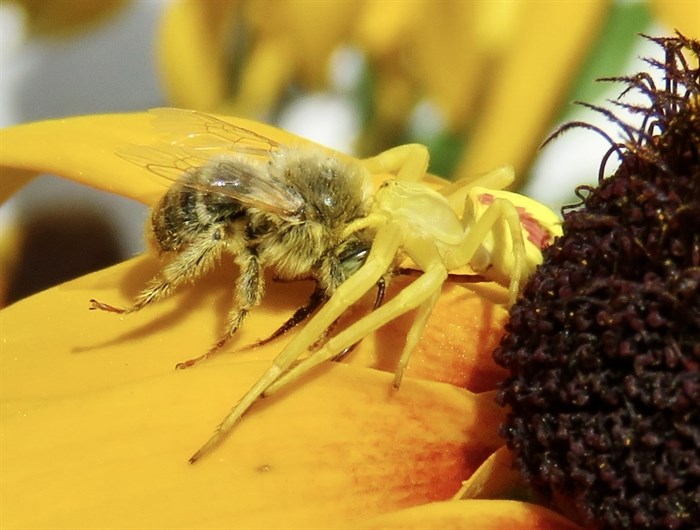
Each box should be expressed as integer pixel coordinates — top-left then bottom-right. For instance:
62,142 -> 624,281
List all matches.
90,109 -> 392,367
91,108 -> 562,463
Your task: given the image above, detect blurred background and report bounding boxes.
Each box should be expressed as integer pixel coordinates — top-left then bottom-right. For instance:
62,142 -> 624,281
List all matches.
0,0 -> 697,305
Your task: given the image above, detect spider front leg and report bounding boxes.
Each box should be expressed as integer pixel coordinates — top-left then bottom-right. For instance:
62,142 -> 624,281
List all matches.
188,221 -> 403,463
264,257 -> 447,397
361,144 -> 429,182
458,193 -> 528,305
459,186 -> 563,304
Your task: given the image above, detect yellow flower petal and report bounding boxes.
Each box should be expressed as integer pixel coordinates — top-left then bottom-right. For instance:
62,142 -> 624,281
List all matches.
1,254 -> 505,528
9,0 -> 128,36
355,499 -> 585,530
157,0 -> 238,111
652,0 -> 700,39
454,0 -> 609,184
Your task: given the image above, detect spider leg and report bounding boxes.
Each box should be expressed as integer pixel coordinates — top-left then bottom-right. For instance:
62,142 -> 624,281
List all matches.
265,250 -> 447,396
439,166 -> 515,214
188,221 -> 403,463
391,278 -> 442,388
456,196 -> 527,305
395,267 -> 485,284
330,274 -> 388,362
360,144 -> 429,182
89,226 -> 225,314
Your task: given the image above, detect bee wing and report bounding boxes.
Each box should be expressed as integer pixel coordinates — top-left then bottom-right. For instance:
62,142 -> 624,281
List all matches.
149,107 -> 280,158
117,143 -> 205,183
200,156 -> 306,218
117,111 -> 306,218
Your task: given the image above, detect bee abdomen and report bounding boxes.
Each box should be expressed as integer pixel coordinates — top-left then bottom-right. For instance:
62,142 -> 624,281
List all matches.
151,184 -> 243,252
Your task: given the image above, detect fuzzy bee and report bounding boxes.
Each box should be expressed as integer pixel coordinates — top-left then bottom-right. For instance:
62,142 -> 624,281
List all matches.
90,108 -> 562,462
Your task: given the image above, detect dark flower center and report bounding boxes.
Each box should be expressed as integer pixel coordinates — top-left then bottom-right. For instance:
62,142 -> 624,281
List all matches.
493,33 -> 700,530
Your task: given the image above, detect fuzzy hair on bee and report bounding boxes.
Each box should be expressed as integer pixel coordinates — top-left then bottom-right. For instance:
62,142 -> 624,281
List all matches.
152,149 -> 373,291
91,109 -> 384,367
90,108 -> 563,462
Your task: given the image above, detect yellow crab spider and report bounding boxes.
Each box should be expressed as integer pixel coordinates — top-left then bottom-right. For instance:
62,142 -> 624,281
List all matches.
189,146 -> 562,462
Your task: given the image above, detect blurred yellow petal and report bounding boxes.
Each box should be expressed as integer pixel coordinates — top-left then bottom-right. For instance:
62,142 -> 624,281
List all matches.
159,0 -> 359,114
157,0 -> 238,110
354,0 -> 424,56
651,0 -> 700,39
355,499 -> 585,530
225,35 -> 296,117
404,2 -> 521,131
7,0 -> 128,36
455,0 -> 609,184
248,0 -> 358,88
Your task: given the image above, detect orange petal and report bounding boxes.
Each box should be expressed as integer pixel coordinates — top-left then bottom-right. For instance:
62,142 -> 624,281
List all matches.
346,277 -> 509,392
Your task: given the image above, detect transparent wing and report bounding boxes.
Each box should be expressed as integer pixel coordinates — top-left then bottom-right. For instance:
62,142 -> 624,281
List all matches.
150,107 -> 280,158
116,109 -> 306,218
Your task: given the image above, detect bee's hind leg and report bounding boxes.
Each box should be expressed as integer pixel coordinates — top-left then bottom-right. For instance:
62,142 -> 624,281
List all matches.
176,248 -> 263,369
90,226 -> 225,314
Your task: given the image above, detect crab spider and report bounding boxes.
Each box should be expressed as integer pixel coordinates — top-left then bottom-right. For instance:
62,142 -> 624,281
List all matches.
189,147 -> 562,462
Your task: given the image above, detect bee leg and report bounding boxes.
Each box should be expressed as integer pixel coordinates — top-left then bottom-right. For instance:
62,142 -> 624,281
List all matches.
188,222 -> 402,463
89,227 -> 225,314
242,286 -> 328,350
360,144 -> 429,182
176,250 -> 263,369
